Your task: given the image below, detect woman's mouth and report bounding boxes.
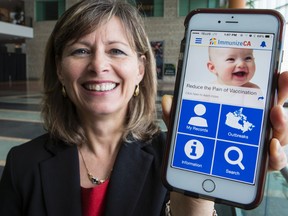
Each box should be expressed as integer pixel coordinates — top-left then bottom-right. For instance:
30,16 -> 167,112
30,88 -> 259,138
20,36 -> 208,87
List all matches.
83,82 -> 117,92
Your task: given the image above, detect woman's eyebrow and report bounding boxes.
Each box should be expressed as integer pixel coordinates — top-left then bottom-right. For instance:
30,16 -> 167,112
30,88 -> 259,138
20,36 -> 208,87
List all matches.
106,40 -> 130,47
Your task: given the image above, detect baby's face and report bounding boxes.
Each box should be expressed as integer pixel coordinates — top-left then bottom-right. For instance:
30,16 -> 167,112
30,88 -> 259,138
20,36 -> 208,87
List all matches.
209,48 -> 256,87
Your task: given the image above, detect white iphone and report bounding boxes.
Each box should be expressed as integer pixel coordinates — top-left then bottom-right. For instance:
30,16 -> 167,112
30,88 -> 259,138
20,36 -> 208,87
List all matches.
162,9 -> 285,209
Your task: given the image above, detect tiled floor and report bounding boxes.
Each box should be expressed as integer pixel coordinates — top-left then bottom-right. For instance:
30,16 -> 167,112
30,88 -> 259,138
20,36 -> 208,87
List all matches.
0,81 -> 46,165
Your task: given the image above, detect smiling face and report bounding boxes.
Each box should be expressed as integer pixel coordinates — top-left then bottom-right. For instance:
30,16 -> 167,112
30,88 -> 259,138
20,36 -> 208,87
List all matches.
57,16 -> 145,121
207,47 -> 256,87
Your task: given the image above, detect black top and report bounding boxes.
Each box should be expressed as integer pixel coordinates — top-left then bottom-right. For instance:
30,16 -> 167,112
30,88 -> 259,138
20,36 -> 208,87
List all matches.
0,132 -> 168,216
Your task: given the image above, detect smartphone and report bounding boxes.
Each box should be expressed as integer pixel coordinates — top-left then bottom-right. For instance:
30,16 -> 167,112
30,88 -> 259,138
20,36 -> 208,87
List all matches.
162,9 -> 285,209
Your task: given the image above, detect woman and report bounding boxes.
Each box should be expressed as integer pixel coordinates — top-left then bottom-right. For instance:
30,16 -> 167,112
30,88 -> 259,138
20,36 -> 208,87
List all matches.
0,0 -> 287,215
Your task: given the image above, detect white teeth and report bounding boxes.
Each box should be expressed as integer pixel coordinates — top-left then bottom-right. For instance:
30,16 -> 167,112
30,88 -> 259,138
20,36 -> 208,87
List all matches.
84,83 -> 116,92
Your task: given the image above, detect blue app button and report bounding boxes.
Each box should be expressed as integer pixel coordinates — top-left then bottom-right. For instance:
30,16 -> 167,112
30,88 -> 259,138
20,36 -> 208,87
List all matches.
218,105 -> 263,145
172,133 -> 215,174
212,141 -> 258,184
178,100 -> 220,138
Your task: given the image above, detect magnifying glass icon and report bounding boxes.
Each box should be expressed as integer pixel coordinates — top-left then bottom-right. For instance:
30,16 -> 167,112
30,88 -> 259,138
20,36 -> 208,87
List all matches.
224,146 -> 245,170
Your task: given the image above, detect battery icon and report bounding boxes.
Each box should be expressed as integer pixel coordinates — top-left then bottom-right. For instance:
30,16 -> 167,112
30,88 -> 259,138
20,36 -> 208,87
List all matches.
265,35 -> 270,38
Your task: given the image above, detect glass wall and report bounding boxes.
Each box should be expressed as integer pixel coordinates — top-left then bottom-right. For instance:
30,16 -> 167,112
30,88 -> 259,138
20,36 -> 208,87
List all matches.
128,0 -> 164,17
35,0 -> 65,21
178,0 -> 220,16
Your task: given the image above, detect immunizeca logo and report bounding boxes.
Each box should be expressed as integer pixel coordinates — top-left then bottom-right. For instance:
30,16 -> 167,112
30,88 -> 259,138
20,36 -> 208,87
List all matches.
209,38 -> 217,45
209,38 -> 252,47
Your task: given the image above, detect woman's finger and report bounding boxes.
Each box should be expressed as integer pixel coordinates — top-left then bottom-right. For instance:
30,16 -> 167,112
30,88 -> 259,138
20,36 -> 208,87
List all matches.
161,95 -> 173,127
277,72 -> 288,106
269,138 -> 287,170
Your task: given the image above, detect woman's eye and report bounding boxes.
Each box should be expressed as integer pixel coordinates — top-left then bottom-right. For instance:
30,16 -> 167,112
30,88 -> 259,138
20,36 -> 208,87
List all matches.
71,49 -> 90,56
110,49 -> 126,55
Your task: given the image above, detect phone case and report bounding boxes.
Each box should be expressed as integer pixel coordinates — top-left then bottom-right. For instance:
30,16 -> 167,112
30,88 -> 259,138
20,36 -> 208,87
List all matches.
161,8 -> 285,209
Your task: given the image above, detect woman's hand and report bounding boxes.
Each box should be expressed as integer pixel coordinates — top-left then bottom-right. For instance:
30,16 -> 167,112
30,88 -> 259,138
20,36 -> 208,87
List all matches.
169,192 -> 214,216
269,71 -> 288,170
161,94 -> 173,127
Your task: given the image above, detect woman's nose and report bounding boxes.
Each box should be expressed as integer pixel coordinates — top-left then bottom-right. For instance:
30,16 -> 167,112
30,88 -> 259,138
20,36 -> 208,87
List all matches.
88,51 -> 109,73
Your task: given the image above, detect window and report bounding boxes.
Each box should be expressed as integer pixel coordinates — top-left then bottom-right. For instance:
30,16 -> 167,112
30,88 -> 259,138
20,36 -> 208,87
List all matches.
179,0 -> 220,17
129,0 -> 164,17
35,0 -> 65,21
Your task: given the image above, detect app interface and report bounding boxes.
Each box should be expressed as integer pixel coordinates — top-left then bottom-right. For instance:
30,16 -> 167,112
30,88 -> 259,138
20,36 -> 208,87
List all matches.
171,31 -> 274,184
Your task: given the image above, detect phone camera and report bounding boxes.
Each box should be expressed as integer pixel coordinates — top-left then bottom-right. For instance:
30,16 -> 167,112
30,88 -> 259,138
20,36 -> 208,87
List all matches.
231,16 -> 234,19
218,20 -> 221,23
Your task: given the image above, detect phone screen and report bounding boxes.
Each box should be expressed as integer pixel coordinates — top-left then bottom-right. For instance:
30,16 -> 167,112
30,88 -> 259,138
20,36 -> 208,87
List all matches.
171,30 -> 275,185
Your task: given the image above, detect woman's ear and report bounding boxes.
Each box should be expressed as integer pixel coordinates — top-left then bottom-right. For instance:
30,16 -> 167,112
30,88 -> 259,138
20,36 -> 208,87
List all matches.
137,55 -> 146,83
56,57 -> 64,84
